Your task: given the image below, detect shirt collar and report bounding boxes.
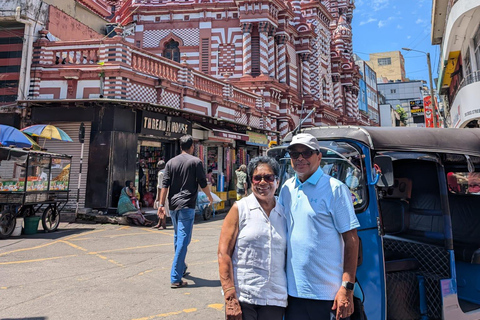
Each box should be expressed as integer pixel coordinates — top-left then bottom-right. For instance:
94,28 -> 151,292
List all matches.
244,193 -> 282,216
295,166 -> 324,186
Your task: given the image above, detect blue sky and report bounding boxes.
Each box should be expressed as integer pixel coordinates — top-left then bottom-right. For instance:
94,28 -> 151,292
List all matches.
352,0 -> 439,87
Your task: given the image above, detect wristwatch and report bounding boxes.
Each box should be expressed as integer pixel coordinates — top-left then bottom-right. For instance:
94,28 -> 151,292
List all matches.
342,281 -> 355,291
159,204 -> 164,208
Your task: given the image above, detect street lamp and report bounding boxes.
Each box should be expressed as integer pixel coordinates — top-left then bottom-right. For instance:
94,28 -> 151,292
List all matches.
402,47 -> 437,128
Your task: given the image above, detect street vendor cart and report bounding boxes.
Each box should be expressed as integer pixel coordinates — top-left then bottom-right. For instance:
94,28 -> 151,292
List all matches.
0,146 -> 72,239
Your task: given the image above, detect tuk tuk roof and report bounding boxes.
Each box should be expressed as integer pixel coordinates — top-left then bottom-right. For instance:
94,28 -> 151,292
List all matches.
0,146 -> 72,159
283,126 -> 480,157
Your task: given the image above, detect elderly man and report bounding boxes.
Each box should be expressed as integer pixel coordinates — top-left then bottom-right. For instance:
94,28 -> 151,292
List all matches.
279,133 -> 360,320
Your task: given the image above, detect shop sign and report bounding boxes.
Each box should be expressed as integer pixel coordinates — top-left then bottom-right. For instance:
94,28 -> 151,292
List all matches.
409,100 -> 424,115
246,131 -> 269,147
139,111 -> 192,138
213,129 -> 249,141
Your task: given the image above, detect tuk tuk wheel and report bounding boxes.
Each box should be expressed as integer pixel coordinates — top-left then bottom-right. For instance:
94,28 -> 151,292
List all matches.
42,205 -> 60,232
203,205 -> 212,221
0,209 -> 16,239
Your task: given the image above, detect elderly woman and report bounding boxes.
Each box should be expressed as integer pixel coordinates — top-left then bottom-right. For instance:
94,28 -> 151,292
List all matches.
218,156 -> 287,320
117,180 -> 153,226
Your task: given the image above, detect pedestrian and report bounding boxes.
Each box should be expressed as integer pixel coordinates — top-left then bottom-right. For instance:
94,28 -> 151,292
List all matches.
158,135 -> 214,288
154,160 -> 168,229
279,133 -> 360,320
467,172 -> 480,195
235,165 -> 248,200
117,181 -> 154,226
218,156 -> 287,320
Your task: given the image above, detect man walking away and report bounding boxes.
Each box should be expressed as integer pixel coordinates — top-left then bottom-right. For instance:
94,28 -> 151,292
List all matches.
279,133 -> 360,320
158,135 -> 213,288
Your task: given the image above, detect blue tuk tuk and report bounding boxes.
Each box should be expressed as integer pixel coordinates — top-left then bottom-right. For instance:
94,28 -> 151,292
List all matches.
268,126 -> 480,320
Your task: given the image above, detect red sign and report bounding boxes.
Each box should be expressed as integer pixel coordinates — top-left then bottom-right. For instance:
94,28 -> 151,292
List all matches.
424,96 -> 434,128
213,129 -> 249,141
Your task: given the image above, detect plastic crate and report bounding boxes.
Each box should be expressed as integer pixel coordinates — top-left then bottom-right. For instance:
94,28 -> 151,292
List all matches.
214,192 -> 228,201
228,191 -> 237,199
214,201 -> 225,210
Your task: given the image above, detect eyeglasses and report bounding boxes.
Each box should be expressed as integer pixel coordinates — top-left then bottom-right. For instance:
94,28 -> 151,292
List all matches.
289,150 -> 318,159
252,174 -> 277,184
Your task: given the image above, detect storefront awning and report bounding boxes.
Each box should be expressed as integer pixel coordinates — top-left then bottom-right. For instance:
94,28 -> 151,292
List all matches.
212,129 -> 249,141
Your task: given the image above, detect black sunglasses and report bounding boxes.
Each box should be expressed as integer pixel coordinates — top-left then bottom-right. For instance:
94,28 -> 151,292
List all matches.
252,174 -> 277,184
289,150 -> 318,159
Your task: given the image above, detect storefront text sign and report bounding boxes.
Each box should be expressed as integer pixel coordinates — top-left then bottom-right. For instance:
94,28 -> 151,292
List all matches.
246,131 -> 268,147
213,129 -> 249,141
139,111 -> 192,138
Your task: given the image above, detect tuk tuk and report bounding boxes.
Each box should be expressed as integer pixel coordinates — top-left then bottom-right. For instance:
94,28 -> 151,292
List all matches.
268,126 -> 480,320
0,146 -> 72,238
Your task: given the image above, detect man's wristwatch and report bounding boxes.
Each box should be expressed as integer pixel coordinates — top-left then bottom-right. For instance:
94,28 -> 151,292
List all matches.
342,281 -> 355,291
159,204 -> 164,208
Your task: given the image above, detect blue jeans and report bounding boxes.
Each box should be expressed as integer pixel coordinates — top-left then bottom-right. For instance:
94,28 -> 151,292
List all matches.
170,208 -> 195,283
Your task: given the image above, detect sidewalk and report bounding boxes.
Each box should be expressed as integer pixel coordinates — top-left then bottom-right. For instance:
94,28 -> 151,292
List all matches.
61,202 -> 231,226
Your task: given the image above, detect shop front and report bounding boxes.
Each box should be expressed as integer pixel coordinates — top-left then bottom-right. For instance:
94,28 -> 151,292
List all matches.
135,110 -> 192,206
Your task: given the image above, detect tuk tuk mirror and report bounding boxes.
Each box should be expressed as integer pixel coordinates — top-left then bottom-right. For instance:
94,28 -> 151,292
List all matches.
374,155 -> 394,187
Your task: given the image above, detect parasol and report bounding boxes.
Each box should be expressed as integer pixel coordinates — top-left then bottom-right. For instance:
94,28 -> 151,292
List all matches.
21,124 -> 73,142
0,124 -> 41,149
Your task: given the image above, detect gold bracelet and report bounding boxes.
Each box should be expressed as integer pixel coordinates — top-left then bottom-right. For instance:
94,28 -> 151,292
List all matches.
223,286 -> 236,293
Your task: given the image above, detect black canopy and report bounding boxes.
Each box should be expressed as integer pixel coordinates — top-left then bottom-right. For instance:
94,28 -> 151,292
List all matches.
282,126 -> 480,157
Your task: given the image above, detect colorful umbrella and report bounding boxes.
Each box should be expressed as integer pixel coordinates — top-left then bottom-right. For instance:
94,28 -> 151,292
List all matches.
21,124 -> 73,142
0,124 -> 40,149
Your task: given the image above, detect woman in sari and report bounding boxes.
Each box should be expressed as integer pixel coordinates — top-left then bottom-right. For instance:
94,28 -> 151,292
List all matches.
117,181 -> 153,226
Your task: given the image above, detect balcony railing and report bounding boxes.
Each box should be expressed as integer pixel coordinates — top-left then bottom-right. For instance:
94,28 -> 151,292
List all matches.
452,70 -> 480,103
32,35 -> 262,111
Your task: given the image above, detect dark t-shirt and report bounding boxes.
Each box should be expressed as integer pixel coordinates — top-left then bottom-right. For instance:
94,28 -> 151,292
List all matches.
162,153 -> 208,210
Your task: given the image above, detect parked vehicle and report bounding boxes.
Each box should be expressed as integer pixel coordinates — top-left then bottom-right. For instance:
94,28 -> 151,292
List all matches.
268,126 -> 480,320
0,146 -> 72,238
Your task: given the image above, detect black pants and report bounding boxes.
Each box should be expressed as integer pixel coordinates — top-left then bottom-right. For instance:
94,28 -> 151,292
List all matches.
285,296 -> 351,320
239,302 -> 285,320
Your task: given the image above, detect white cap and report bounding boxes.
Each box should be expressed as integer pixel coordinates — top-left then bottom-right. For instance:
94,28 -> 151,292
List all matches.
288,133 -> 320,151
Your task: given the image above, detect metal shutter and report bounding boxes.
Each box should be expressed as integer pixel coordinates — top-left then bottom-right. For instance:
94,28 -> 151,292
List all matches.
42,122 -> 91,210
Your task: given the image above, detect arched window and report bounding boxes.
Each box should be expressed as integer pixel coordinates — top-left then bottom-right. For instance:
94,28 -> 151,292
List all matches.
163,39 -> 180,63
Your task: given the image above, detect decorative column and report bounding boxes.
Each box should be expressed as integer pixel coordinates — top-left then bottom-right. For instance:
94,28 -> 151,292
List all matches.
241,23 -> 253,76
345,87 -> 354,117
259,21 -> 270,76
332,75 -> 342,109
300,53 -> 311,96
268,26 -> 276,78
276,35 -> 288,83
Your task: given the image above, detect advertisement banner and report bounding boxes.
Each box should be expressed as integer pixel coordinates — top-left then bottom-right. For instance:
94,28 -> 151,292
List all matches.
410,100 -> 424,114
423,96 -> 434,128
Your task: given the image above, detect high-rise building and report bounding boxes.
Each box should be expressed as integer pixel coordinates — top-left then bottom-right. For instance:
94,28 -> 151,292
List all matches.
432,0 -> 480,128
367,51 -> 407,83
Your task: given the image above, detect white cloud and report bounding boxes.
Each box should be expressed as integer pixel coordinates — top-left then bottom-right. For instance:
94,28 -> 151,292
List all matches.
407,35 -> 411,39
378,21 -> 386,28
371,0 -> 390,11
416,18 -> 425,24
360,18 -> 377,26
397,25 -> 403,29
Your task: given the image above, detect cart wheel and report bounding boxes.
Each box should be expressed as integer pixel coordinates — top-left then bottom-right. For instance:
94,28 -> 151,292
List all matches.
202,205 -> 212,221
42,205 -> 60,232
0,209 -> 16,239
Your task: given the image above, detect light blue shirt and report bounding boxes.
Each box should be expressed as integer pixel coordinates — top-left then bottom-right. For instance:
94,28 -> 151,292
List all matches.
279,166 -> 360,300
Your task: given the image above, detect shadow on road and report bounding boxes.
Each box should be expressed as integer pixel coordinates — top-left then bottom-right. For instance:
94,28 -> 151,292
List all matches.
184,274 -> 221,289
14,227 -> 97,240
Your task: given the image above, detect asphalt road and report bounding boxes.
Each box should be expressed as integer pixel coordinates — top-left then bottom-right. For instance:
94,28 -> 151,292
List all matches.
0,214 -> 228,320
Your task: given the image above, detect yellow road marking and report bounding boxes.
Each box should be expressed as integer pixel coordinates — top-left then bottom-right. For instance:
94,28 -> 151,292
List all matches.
89,242 -> 173,254
60,240 -> 88,252
208,304 -> 224,311
1,287 -> 8,289
119,226 -> 130,230
0,254 -> 78,265
132,308 -> 197,320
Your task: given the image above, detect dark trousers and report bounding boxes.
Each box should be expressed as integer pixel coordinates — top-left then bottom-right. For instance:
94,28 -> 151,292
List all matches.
239,302 -> 285,320
285,296 -> 351,320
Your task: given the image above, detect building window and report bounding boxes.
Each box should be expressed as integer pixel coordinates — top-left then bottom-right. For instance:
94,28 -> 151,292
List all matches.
251,35 -> 260,77
390,89 -> 396,94
201,38 -> 209,74
155,16 -> 160,22
378,57 -> 391,66
216,13 -> 222,19
184,15 -> 190,21
163,39 -> 180,63
473,26 -> 480,73
233,12 -> 238,18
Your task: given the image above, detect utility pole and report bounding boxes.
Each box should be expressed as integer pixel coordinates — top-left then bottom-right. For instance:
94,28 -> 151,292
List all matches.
402,48 -> 438,128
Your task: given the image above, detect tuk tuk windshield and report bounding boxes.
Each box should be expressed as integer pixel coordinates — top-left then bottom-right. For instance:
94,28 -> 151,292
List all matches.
278,141 -> 366,210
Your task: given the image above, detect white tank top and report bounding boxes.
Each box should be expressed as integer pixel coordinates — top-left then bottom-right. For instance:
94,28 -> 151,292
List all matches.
232,194 -> 288,307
